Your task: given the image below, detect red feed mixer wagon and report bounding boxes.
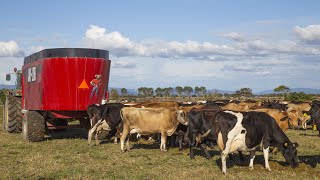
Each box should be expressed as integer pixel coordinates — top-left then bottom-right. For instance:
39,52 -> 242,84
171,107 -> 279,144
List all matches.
3,48 -> 111,142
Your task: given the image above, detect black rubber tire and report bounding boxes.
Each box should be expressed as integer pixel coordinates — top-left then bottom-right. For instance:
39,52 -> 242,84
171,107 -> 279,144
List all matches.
3,96 -> 22,133
22,111 -> 45,142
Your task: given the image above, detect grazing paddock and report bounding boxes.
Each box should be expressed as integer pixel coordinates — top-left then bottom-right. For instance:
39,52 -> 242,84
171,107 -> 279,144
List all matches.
0,106 -> 319,179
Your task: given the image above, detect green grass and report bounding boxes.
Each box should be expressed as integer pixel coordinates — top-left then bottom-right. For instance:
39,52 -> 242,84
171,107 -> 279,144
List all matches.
0,105 -> 319,179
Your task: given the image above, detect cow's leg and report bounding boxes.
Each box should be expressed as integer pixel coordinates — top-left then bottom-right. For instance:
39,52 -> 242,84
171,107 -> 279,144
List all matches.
239,151 -> 245,162
160,131 -> 167,151
263,146 -> 271,171
178,132 -> 183,151
249,150 -> 256,170
114,136 -> 118,144
87,119 -> 102,145
95,132 -> 100,146
221,151 -> 227,175
120,126 -> 129,152
200,143 -> 211,159
126,133 -> 131,151
221,133 -> 230,175
189,133 -> 196,159
262,133 -> 272,171
95,124 -> 104,146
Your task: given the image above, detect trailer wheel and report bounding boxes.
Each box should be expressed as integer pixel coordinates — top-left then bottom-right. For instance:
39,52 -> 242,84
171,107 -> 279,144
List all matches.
22,111 -> 45,142
3,96 -> 22,133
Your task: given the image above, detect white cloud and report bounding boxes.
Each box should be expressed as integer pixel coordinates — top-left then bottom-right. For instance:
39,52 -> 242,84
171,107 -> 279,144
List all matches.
0,41 -> 24,57
294,24 -> 320,41
83,25 -> 244,58
222,32 -> 245,42
84,25 -> 320,62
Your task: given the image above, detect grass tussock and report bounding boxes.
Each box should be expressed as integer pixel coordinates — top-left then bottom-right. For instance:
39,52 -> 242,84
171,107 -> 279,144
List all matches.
0,105 -> 319,179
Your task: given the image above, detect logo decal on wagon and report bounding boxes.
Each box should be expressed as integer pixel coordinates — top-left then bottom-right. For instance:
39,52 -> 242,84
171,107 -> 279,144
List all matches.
90,74 -> 102,99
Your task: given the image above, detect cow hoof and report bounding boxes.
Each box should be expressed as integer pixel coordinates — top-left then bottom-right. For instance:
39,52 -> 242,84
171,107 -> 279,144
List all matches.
249,166 -> 254,170
222,171 -> 227,175
266,168 -> 271,171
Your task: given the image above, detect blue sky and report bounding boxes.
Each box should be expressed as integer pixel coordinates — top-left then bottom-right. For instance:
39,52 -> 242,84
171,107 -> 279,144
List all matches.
1,0 -> 320,92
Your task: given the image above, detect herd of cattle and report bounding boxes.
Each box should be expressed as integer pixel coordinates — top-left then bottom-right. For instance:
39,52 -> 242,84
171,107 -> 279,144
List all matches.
86,100 -> 320,174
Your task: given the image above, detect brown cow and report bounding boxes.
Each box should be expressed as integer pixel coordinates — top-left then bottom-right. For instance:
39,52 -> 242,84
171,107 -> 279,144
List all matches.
120,107 -> 187,152
286,102 -> 311,112
286,102 -> 312,129
222,103 -> 249,111
251,108 -> 290,132
132,101 -> 179,108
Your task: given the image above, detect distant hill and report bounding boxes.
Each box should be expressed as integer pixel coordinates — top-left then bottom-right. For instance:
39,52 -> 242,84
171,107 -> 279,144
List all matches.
256,88 -> 320,95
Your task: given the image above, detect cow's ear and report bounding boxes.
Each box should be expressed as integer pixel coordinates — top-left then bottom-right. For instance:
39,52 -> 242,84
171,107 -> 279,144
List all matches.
293,142 -> 299,148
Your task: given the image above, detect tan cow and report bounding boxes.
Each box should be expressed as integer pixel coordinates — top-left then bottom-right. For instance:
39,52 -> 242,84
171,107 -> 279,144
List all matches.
286,102 -> 312,129
222,103 -> 249,111
132,101 -> 179,108
120,107 -> 186,152
286,102 -> 311,112
252,108 -> 290,132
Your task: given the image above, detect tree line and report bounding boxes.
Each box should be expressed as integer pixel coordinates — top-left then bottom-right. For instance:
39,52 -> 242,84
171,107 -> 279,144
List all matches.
109,85 -> 317,102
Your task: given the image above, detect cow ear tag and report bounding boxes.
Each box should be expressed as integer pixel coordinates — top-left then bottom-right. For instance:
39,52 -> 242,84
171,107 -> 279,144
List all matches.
284,142 -> 288,147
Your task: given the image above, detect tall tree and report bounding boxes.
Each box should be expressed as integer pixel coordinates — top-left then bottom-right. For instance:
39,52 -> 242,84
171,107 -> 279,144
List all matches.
110,89 -> 119,100
155,87 -> 163,97
163,87 -> 173,97
195,86 -> 201,97
183,86 -> 193,97
120,88 -> 128,97
147,88 -> 154,96
137,87 -> 145,96
274,85 -> 290,99
235,88 -> 253,98
175,86 -> 183,97
200,86 -> 207,96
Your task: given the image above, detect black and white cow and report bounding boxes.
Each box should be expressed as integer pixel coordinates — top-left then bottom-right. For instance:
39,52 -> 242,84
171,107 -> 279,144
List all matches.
213,110 -> 299,175
87,103 -> 124,145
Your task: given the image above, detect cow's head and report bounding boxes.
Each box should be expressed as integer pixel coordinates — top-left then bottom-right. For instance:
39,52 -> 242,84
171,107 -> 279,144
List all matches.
287,111 -> 299,128
282,142 -> 299,168
176,107 -> 189,125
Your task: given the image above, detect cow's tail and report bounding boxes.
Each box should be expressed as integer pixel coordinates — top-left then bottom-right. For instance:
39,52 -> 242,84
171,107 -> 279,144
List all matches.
120,108 -> 124,121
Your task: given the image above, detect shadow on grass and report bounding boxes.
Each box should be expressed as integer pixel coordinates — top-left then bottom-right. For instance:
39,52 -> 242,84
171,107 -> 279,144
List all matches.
184,148 -> 221,160
45,128 -> 88,140
297,155 -> 320,168
215,153 -> 258,170
298,133 -> 319,137
215,153 -> 320,171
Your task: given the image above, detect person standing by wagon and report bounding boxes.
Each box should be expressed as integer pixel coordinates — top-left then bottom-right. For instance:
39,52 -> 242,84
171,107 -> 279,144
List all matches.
90,74 -> 102,98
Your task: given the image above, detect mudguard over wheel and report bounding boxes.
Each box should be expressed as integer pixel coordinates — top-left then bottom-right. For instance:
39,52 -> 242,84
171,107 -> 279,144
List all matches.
3,96 -> 22,133
22,111 -> 45,142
